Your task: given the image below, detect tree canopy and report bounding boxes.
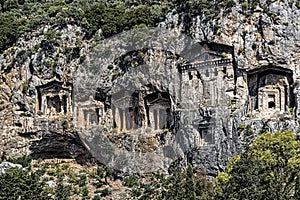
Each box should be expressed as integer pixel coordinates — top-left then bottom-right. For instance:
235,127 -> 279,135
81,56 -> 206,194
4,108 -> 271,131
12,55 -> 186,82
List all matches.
215,130 -> 300,200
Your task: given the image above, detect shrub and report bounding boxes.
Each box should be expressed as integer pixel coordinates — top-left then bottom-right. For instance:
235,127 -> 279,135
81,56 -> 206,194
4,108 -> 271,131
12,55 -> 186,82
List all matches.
124,175 -> 137,187
92,195 -> 101,200
0,167 -> 47,200
55,174 -> 71,200
8,155 -> 32,168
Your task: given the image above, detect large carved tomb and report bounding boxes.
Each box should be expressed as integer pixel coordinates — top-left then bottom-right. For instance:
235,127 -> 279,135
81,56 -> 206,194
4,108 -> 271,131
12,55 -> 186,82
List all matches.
111,89 -> 173,133
36,81 -> 72,117
178,42 -> 235,108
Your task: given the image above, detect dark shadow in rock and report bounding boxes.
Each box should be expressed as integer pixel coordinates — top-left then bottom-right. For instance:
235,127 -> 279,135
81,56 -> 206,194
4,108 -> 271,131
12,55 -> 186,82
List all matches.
28,131 -> 93,165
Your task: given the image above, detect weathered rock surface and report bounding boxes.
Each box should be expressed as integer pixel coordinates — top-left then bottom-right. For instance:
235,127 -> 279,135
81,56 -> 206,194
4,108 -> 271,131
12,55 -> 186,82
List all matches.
0,162 -> 23,175
0,2 -> 300,176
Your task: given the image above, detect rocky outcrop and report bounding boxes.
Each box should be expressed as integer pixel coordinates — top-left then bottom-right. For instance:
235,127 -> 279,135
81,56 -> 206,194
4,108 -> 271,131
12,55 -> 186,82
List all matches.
0,1 -> 300,176
0,162 -> 23,175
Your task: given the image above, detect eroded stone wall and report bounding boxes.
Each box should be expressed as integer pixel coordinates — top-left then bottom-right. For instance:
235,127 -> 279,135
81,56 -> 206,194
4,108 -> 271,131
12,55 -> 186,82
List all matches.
0,1 -> 300,175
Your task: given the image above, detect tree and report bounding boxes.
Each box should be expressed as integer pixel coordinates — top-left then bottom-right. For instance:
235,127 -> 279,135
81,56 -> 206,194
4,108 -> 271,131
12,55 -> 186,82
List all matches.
55,173 -> 71,200
186,164 -> 196,200
0,167 -> 47,200
215,130 -> 300,200
126,159 -> 213,199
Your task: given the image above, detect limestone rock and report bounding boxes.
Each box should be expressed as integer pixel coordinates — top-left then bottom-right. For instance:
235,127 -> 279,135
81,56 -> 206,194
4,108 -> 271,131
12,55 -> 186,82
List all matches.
0,2 -> 300,176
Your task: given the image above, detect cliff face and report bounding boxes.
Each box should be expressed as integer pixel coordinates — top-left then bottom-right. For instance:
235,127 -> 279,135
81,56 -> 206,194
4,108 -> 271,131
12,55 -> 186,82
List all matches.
0,1 -> 300,175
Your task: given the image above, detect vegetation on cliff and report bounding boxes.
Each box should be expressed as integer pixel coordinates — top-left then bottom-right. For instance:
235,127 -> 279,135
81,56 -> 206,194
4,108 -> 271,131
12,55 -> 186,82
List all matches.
1,130 -> 300,199
1,0 -> 300,199
215,130 -> 300,200
0,0 -> 239,52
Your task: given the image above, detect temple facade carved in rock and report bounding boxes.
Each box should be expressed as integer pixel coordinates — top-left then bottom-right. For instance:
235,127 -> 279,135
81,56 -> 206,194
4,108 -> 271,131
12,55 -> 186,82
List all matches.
110,89 -> 173,133
36,80 -> 73,117
39,42 -> 298,150
247,67 -> 294,118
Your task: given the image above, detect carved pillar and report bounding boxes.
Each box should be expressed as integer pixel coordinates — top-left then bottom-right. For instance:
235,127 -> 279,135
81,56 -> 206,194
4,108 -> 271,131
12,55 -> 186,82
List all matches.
44,96 -> 48,115
78,105 -> 84,126
210,82 -> 214,106
150,108 -> 154,129
258,89 -> 263,111
160,108 -> 167,129
144,107 -> 148,129
125,108 -> 131,130
158,108 -> 163,129
114,107 -> 120,131
59,94 -> 63,114
86,111 -> 90,126
154,109 -> 158,130
119,108 -> 124,131
68,93 -> 72,114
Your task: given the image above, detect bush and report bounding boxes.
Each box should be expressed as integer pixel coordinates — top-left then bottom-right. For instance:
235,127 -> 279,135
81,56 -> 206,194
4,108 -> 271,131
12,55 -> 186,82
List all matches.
124,175 -> 137,187
0,167 -> 46,200
99,188 -> 111,197
8,155 -> 32,168
81,186 -> 89,197
92,195 -> 101,200
55,174 -> 71,200
296,1 -> 300,9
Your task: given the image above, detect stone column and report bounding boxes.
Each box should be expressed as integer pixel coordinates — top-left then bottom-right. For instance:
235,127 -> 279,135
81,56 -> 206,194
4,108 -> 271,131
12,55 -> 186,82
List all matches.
114,107 -> 120,131
86,111 -> 90,126
59,94 -> 63,114
154,109 -> 158,130
68,94 -> 72,114
149,107 -> 155,129
158,109 -> 161,130
79,105 -> 85,126
120,108 -> 124,131
210,82 -> 214,106
144,108 -> 148,129
158,108 -> 163,129
125,108 -> 131,130
43,96 -> 48,115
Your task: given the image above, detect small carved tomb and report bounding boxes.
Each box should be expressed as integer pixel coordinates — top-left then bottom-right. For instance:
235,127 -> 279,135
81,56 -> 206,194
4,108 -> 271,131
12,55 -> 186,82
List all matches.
112,90 -> 136,132
145,92 -> 172,131
248,68 -> 294,116
76,101 -> 104,127
192,108 -> 214,147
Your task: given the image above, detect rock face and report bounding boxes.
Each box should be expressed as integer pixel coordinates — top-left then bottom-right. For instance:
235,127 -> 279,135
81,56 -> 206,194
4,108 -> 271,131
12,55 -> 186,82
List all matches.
0,162 -> 23,175
0,2 -> 300,175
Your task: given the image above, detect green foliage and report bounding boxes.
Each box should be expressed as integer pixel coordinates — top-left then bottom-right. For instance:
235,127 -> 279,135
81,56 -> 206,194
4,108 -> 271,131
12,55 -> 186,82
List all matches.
81,185 -> 89,197
0,0 -> 172,52
83,4 -> 124,38
98,188 -> 111,197
8,155 -> 32,168
186,164 -> 196,200
296,1 -> 300,9
77,173 -> 87,187
0,167 -> 46,200
239,0 -> 260,12
131,162 -> 213,199
55,174 -> 71,200
215,130 -> 300,200
0,0 -> 235,52
0,0 -> 298,53
124,174 -> 138,187
295,175 -> 300,199
96,165 -> 105,179
0,12 -> 27,52
92,194 -> 101,200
